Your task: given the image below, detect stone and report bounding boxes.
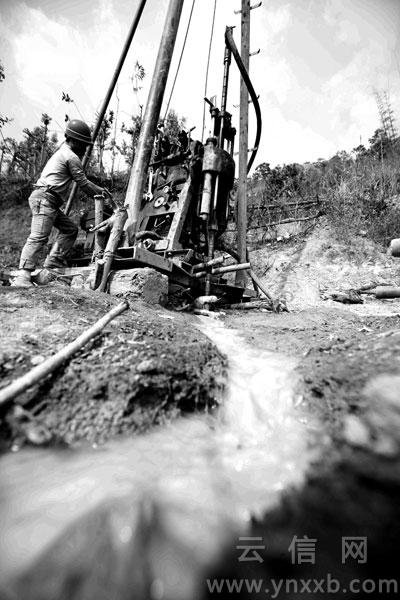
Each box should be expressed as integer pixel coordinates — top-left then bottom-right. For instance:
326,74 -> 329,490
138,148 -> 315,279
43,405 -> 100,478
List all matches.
363,374 -> 400,411
108,268 -> 168,306
30,355 -> 45,366
342,414 -> 370,448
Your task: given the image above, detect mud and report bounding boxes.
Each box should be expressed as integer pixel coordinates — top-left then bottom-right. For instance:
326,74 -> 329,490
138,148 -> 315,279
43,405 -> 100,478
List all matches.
2,223 -> 400,599
203,232 -> 400,598
0,286 -> 226,449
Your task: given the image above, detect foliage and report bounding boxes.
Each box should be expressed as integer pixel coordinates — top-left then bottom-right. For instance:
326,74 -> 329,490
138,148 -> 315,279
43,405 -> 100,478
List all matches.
250,130 -> 400,245
0,61 -> 12,129
120,114 -> 142,167
95,109 -> 114,174
2,120 -> 58,180
162,110 -> 187,149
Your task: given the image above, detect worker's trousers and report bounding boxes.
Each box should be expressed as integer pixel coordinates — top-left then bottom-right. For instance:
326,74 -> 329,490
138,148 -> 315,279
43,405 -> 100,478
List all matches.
19,189 -> 78,270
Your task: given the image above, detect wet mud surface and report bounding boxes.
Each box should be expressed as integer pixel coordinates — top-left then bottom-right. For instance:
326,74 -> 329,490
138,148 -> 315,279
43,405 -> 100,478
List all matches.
2,278 -> 400,598
0,287 -> 226,449
207,304 -> 400,599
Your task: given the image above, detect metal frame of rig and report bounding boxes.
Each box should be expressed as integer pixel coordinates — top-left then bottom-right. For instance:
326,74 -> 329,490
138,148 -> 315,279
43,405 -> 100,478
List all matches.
64,0 -> 264,305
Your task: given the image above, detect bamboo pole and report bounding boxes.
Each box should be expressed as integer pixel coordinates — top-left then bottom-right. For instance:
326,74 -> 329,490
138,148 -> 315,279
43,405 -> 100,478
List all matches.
249,269 -> 273,301
247,212 -> 322,229
225,300 -> 271,310
0,300 -> 129,408
97,208 -> 128,292
93,195 -> 105,260
375,286 -> 400,299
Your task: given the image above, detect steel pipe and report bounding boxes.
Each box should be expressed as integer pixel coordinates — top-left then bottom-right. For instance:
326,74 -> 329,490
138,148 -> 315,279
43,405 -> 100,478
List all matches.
193,255 -> 226,271
124,0 -> 185,242
64,0 -> 148,215
211,262 -> 250,275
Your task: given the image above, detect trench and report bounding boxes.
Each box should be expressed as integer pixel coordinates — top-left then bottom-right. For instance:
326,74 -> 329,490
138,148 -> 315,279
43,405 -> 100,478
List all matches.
0,315 -> 315,598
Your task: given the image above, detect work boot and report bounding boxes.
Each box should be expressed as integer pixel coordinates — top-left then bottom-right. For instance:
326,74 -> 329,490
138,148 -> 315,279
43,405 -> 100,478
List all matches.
43,256 -> 68,270
35,268 -> 71,287
11,269 -> 34,287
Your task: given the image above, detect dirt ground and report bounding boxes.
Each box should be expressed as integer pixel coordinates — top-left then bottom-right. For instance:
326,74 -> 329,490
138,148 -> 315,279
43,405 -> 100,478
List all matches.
2,222 -> 400,598
205,225 -> 400,599
0,286 -> 226,450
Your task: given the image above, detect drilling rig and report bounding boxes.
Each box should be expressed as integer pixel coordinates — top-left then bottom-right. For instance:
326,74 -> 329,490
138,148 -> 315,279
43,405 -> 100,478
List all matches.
65,0 -> 264,305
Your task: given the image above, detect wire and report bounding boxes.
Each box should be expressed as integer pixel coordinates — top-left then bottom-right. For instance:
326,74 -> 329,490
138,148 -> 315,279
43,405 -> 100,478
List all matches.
163,0 -> 196,121
201,0 -> 217,142
73,100 -> 86,121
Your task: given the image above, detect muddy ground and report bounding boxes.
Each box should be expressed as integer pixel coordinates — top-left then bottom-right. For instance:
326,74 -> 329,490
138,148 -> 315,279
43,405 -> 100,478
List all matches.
207,304 -> 400,599
0,286 -> 226,450
1,222 -> 400,598
205,226 -> 400,599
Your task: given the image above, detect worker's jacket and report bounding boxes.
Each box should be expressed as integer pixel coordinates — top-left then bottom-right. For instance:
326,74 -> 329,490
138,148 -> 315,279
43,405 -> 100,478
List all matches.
35,143 -> 89,205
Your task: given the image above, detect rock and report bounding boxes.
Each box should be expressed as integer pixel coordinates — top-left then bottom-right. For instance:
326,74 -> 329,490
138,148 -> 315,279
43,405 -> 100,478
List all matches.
136,359 -> 158,374
70,274 -> 85,289
109,268 -> 168,306
30,355 -> 45,365
342,414 -> 370,448
363,374 -> 400,410
373,435 -> 398,458
362,374 -> 400,439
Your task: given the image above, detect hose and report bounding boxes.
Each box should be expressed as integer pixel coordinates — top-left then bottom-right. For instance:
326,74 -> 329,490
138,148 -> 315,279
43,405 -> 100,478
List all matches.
224,27 -> 262,173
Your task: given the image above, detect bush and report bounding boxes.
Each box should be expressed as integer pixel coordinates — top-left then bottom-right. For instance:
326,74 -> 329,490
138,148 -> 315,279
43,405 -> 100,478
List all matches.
249,134 -> 400,248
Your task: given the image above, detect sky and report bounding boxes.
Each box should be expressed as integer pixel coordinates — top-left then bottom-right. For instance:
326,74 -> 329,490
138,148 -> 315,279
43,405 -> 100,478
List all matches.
1,0 -> 400,173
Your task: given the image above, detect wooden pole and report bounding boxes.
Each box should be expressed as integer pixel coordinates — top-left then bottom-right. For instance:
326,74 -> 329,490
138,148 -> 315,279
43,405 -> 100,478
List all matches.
93,195 -> 105,259
235,0 -> 250,287
0,301 -> 129,408
97,208 -> 128,292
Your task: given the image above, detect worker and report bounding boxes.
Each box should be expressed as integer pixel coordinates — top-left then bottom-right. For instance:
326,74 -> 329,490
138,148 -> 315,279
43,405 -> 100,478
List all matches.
12,119 -> 109,287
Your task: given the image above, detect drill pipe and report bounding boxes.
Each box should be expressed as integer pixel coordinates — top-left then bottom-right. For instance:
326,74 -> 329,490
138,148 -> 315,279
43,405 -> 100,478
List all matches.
211,262 -> 250,275
125,0 -> 185,241
192,255 -> 226,271
64,0 -> 148,215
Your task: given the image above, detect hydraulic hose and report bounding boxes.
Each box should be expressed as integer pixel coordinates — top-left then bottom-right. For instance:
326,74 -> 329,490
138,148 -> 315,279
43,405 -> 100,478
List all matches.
224,27 -> 262,173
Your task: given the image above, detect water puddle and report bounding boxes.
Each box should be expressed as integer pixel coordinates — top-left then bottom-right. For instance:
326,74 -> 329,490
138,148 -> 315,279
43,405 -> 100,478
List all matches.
0,315 -> 314,592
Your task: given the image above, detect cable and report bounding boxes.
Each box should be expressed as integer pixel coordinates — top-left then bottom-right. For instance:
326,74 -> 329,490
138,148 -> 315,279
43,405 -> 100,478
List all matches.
73,100 -> 86,121
163,0 -> 196,121
201,0 -> 217,142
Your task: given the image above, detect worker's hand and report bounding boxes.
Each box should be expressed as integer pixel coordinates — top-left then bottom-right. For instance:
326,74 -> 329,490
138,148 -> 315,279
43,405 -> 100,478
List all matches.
101,188 -> 112,199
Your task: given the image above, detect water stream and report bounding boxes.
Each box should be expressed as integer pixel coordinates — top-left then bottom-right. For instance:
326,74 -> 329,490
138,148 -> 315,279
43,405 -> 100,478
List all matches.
0,315 -> 314,596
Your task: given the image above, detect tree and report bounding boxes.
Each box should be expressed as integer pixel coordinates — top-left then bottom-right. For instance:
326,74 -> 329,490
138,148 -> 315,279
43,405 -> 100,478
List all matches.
120,114 -> 142,166
5,120 -> 58,179
0,61 -> 12,130
163,110 -> 186,149
95,110 -> 114,175
368,128 -> 392,159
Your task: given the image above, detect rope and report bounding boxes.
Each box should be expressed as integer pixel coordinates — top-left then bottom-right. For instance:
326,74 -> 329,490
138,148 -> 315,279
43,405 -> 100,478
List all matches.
201,0 -> 217,142
163,0 -> 196,121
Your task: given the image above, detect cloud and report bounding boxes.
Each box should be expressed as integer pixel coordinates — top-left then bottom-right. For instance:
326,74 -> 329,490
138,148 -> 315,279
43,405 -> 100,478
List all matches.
2,2 -> 125,118
255,107 -> 336,166
1,0 -> 399,170
266,4 -> 291,36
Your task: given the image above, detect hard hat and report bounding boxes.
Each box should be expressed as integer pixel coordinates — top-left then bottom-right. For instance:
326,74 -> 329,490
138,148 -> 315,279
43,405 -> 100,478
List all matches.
65,119 -> 93,145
